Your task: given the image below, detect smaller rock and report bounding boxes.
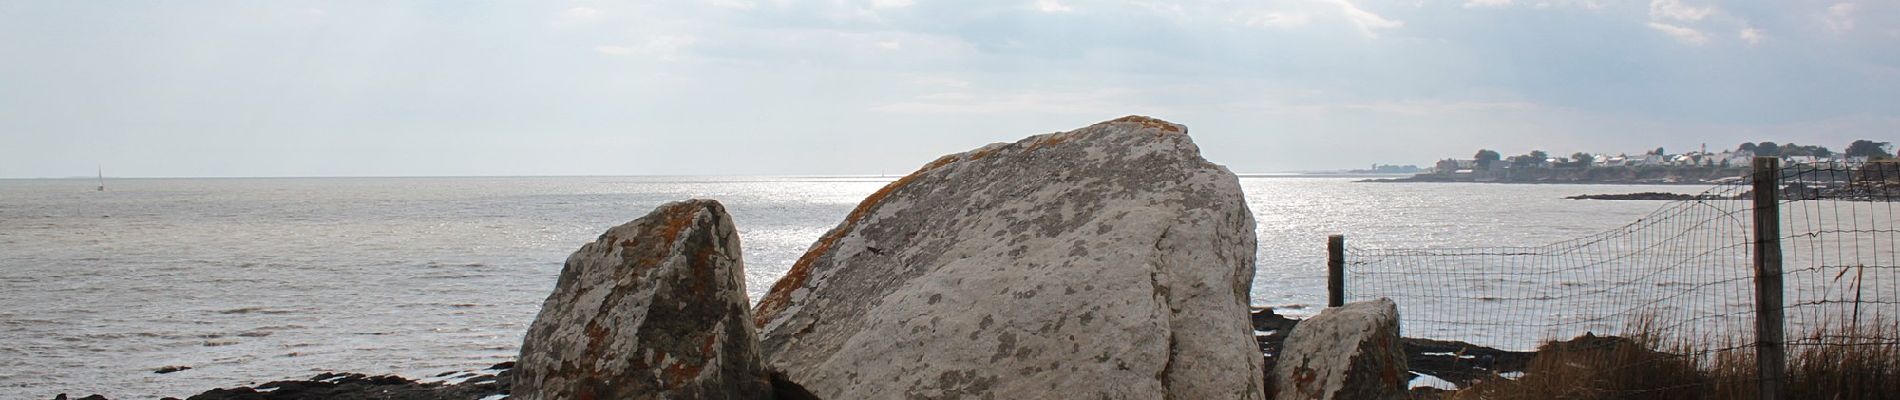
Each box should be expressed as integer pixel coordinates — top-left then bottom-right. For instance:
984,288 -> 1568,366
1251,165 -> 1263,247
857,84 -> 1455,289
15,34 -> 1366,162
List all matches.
513,199 -> 772,400
1251,307 -> 1300,333
1271,298 -> 1407,400
155,366 -> 192,374
1252,307 -> 1300,386
180,372 -> 506,400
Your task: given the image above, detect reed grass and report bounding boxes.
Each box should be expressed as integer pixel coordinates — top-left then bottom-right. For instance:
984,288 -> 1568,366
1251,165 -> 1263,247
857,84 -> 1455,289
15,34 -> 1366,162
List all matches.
1424,316 -> 1900,400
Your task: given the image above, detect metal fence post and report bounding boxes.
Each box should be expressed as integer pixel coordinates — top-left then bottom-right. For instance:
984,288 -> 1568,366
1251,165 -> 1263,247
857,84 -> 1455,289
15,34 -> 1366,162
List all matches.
1751,157 -> 1786,400
1328,235 -> 1345,308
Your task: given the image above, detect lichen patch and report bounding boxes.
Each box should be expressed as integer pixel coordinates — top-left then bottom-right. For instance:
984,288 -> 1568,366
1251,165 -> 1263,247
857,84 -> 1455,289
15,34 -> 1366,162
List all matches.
1105,115 -> 1185,134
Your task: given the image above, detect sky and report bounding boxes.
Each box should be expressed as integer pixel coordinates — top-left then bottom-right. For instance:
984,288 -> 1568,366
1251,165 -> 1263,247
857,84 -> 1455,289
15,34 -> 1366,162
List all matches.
1,0 -> 1896,178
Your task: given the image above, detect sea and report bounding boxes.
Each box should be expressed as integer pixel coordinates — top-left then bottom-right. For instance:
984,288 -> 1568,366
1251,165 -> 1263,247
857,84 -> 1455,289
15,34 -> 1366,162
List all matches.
0,175 -> 1711,399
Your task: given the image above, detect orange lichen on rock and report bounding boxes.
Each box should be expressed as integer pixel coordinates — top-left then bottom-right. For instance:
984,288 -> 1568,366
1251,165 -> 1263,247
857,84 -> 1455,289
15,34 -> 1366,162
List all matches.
581,320 -> 611,373
1025,132 -> 1073,152
685,244 -> 719,296
661,339 -> 711,390
621,203 -> 704,276
970,146 -> 1000,161
1106,115 -> 1184,134
753,153 -> 964,327
654,203 -> 701,245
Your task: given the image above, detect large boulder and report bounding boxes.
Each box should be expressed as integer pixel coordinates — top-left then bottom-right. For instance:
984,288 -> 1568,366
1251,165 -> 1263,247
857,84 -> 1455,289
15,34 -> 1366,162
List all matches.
753,116 -> 1265,399
514,200 -> 773,400
1271,298 -> 1407,400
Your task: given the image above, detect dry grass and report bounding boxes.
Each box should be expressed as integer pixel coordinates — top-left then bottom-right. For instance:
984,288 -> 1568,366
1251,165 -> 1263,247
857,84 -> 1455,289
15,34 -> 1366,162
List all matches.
1427,317 -> 1900,400
1786,320 -> 1900,400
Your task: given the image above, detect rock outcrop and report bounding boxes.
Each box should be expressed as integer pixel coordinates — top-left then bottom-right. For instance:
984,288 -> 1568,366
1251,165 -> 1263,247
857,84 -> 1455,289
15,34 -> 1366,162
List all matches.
1271,298 -> 1407,400
514,200 -> 774,400
753,116 -> 1265,399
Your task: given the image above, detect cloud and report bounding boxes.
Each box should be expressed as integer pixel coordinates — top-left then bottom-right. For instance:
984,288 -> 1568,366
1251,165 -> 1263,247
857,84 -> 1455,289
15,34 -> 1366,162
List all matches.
1648,22 -> 1709,45
595,35 -> 699,61
871,0 -> 914,9
1243,11 -> 1311,29
564,6 -> 600,20
1342,99 -> 1538,115
1464,0 -> 1515,9
555,6 -> 603,26
1227,97 -> 1539,117
1649,0 -> 1713,22
593,45 -> 636,55
910,77 -> 970,88
707,0 -> 759,11
869,88 -> 1161,115
1824,2 -> 1858,33
1536,1 -> 1604,10
1739,27 -> 1764,46
1322,0 -> 1404,37
1033,0 -> 1074,13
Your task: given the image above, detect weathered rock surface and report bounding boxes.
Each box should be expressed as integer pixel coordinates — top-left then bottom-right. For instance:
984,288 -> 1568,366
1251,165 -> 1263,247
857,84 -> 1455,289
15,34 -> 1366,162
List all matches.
1271,298 -> 1407,400
753,116 -> 1265,399
514,199 -> 774,400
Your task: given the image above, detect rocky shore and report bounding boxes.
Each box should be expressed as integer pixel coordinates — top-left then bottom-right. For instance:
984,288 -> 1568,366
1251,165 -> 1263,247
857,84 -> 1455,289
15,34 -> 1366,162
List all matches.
50,307 -> 1527,399
50,119 -> 1890,399
54,117 -> 1481,399
52,364 -> 514,400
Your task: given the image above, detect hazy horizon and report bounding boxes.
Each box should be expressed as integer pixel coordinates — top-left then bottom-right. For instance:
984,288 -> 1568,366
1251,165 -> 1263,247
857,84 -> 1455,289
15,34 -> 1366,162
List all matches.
4,1 -> 1896,179
6,169 -> 1396,180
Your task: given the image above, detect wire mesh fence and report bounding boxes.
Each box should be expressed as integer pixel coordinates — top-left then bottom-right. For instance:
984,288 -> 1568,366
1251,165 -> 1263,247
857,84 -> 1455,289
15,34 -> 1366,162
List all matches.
1340,159 -> 1900,397
1780,161 -> 1900,346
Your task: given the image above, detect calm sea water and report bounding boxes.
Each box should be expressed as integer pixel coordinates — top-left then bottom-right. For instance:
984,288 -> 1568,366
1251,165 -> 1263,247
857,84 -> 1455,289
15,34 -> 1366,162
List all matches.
0,176 -> 1705,398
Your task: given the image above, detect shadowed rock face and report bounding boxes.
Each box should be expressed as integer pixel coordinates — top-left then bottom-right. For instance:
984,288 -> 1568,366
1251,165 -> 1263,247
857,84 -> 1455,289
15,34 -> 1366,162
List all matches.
514,199 -> 772,400
754,116 -> 1265,399
1272,298 -> 1407,400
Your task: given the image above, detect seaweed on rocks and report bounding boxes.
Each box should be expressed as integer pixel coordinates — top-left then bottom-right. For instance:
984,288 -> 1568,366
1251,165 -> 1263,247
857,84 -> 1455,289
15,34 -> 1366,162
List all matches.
168,362 -> 513,400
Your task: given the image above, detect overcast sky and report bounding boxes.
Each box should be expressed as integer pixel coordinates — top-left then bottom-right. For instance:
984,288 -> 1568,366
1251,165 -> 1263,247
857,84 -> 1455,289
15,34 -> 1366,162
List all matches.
2,1 -> 1896,178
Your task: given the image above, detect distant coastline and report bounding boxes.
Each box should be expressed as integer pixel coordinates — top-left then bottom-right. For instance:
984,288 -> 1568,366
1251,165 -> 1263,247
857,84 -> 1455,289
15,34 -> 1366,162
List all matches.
1238,172 -> 1416,178
1362,165 -> 1749,185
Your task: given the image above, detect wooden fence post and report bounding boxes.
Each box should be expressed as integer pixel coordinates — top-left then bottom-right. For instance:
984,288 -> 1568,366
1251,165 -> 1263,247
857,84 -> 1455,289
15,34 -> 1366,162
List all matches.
1328,235 -> 1345,308
1751,157 -> 1786,400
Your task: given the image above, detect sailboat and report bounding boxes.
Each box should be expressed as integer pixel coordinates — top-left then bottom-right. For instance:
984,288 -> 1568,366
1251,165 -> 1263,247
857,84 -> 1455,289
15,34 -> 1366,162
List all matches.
97,165 -> 105,191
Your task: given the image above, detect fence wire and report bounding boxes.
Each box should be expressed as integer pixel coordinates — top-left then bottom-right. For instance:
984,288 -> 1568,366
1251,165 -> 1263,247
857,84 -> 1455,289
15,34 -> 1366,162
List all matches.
1780,161 -> 1900,350
1344,160 -> 1900,395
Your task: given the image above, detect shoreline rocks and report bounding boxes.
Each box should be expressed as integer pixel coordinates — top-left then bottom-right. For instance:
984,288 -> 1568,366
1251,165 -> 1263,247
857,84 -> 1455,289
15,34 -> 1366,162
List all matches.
753,116 -> 1266,399
1270,298 -> 1407,400
161,364 -> 513,400
1252,307 -> 1536,391
513,199 -> 777,400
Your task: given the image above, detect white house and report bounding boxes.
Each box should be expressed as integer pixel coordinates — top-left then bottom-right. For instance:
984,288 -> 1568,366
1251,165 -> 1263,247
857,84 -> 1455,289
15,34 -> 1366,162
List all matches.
1727,150 -> 1755,166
